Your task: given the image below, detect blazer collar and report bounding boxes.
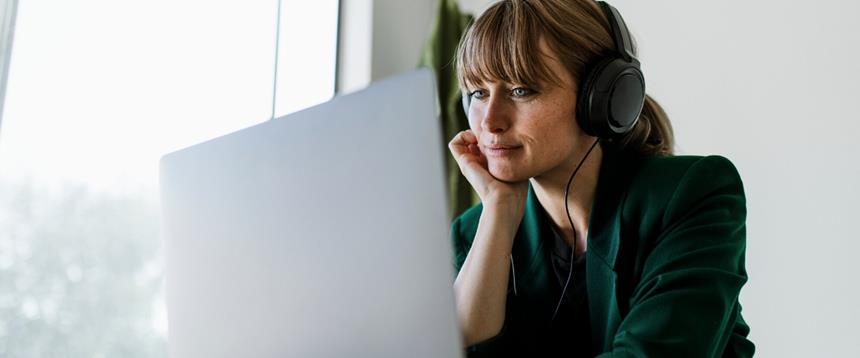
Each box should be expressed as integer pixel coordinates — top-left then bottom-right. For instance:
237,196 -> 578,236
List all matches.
512,145 -> 633,281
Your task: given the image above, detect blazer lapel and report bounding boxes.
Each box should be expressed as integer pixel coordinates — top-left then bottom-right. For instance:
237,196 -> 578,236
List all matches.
585,146 -> 635,351
510,185 -> 557,321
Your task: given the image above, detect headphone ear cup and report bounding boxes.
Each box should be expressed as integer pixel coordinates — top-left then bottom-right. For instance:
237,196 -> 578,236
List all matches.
577,57 -> 645,139
576,57 -> 615,137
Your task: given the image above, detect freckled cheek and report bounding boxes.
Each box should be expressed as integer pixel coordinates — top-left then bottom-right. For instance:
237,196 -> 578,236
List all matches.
522,124 -> 568,157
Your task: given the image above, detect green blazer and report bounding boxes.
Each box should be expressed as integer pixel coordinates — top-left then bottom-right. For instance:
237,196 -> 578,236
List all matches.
450,148 -> 755,357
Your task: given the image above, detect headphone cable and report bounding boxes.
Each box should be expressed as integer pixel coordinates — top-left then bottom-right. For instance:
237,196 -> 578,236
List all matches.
552,137 -> 601,321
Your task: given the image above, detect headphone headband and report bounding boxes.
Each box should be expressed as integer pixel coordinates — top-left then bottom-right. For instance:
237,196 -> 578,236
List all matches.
597,1 -> 637,63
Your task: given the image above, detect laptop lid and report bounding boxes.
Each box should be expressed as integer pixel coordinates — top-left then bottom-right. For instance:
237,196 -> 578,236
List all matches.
159,69 -> 462,357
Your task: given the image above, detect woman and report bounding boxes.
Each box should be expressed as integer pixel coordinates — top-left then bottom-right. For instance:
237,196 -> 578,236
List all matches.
448,0 -> 754,356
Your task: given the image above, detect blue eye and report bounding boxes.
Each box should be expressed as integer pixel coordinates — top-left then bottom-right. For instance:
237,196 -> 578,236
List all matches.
469,90 -> 487,100
512,87 -> 534,97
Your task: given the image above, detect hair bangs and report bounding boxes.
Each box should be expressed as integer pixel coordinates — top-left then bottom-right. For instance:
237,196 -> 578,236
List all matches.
456,1 -> 562,91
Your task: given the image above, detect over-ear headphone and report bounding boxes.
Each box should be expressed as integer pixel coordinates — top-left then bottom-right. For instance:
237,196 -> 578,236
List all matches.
577,1 -> 645,138
461,1 -> 645,139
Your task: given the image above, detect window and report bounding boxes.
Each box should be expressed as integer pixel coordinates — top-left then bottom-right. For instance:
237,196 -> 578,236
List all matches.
0,1 -> 338,356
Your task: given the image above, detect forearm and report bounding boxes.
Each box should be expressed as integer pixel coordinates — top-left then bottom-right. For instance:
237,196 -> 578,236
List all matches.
453,203 -> 522,347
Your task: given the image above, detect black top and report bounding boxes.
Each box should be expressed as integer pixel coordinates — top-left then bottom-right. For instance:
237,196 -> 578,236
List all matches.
546,224 -> 592,357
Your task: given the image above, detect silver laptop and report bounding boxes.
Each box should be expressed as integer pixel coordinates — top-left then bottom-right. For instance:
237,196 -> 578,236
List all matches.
159,69 -> 463,358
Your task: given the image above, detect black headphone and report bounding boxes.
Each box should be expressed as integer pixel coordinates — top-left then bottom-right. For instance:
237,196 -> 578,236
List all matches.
461,1 -> 646,139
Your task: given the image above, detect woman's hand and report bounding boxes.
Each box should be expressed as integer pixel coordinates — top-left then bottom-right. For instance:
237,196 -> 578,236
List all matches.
448,130 -> 528,212
449,129 -> 528,345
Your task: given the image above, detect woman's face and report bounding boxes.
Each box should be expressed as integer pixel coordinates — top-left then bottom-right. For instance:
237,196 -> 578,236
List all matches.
465,47 -> 587,182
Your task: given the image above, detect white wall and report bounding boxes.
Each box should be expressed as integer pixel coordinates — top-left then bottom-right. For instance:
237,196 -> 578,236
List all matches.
615,1 -> 860,356
370,0 -> 435,82
415,0 -> 860,356
337,0 -> 373,94
336,0 -> 435,94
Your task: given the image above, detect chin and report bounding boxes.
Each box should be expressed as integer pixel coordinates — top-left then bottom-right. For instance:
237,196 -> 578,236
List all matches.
488,164 -> 529,183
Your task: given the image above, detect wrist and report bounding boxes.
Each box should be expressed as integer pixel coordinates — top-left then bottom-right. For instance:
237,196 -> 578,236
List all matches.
481,199 -> 526,233
483,191 -> 526,214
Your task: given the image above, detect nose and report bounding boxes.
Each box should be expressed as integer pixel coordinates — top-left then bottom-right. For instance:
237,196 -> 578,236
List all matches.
479,96 -> 510,134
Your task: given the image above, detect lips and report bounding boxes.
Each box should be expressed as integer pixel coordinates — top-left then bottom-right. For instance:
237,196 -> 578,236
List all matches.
486,144 -> 520,150
483,143 -> 522,157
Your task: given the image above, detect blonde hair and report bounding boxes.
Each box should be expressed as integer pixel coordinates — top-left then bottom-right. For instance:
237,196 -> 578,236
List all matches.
456,0 -> 673,156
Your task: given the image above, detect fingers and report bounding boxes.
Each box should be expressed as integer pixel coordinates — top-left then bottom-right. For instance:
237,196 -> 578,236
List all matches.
467,143 -> 479,155
448,130 -> 494,196
448,130 -> 477,150
467,143 -> 486,167
449,130 -> 483,164
448,130 -> 471,159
